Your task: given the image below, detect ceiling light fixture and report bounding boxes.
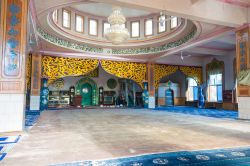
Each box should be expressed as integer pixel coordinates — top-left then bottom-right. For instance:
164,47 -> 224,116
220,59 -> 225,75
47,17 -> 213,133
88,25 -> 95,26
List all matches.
105,6 -> 129,45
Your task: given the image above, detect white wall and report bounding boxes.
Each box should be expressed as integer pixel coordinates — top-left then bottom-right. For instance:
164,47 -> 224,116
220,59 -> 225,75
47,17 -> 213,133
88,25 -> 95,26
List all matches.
0,94 -> 25,132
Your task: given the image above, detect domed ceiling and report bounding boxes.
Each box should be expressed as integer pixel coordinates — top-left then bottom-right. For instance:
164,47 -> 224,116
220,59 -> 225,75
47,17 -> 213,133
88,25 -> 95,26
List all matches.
71,3 -> 151,17
33,0 -> 234,62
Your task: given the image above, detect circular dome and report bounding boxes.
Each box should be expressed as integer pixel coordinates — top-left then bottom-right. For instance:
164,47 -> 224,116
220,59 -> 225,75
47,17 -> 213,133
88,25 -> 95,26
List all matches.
37,2 -> 199,56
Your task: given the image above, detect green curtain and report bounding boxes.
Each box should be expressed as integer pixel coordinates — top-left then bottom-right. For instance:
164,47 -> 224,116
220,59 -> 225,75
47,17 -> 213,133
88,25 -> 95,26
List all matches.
238,69 -> 250,86
207,59 -> 224,75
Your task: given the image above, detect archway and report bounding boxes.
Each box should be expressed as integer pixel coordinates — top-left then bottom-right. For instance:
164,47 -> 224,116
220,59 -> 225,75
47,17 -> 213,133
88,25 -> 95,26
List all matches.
165,89 -> 174,106
75,77 -> 98,106
158,71 -> 186,106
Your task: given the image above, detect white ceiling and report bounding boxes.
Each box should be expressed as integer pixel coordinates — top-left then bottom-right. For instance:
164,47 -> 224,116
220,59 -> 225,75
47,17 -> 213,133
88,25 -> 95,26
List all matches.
71,2 -> 151,17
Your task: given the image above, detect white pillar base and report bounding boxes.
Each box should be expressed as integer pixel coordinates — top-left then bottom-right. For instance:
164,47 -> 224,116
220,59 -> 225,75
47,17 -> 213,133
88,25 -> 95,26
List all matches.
238,97 -> 250,120
30,95 -> 40,111
148,96 -> 155,109
0,94 -> 25,132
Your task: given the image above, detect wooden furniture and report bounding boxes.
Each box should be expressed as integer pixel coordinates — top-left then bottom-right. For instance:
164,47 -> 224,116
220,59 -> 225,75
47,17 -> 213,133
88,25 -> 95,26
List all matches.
223,90 -> 233,102
205,102 -> 223,109
73,95 -> 82,107
103,91 -> 116,105
174,97 -> 186,106
222,90 -> 238,110
48,91 -> 70,107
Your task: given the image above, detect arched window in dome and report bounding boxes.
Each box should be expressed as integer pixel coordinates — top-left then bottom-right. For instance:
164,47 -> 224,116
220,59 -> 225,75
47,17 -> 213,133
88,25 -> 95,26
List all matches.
186,78 -> 198,101
62,9 -> 71,28
170,16 -> 177,29
145,18 -> 153,36
103,22 -> 110,36
75,15 -> 84,33
89,18 -> 98,36
131,21 -> 140,38
158,15 -> 166,33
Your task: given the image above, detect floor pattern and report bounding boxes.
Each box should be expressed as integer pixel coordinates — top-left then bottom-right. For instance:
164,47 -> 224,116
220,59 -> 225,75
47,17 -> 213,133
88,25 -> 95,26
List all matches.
155,106 -> 238,119
0,136 -> 21,162
54,146 -> 250,166
0,111 -> 39,162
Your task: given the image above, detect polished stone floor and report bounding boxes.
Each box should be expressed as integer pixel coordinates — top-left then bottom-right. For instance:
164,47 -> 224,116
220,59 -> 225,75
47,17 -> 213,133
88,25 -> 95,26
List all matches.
2,109 -> 250,166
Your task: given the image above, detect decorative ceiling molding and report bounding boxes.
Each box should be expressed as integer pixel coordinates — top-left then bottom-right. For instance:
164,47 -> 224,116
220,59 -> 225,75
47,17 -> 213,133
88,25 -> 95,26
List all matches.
37,26 -> 197,56
47,8 -> 189,48
217,0 -> 250,8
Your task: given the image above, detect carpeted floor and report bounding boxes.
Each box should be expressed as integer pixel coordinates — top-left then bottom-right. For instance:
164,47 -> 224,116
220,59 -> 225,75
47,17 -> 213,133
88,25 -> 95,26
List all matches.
0,136 -> 21,162
155,106 -> 238,119
54,146 -> 250,166
25,111 -> 40,129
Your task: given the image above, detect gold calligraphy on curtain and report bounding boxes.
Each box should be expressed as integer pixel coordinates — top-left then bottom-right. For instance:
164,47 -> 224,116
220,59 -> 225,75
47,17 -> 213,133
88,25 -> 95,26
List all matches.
179,66 -> 203,84
101,60 -> 146,88
42,56 -> 99,84
154,64 -> 179,88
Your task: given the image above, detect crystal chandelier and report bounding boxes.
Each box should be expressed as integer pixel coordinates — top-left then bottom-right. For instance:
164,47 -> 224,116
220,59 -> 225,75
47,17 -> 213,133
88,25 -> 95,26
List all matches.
105,6 -> 129,45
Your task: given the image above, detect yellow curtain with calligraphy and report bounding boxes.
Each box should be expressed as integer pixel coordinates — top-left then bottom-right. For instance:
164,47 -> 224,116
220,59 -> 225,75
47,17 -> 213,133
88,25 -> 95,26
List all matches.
26,54 -> 32,90
179,66 -> 202,84
42,56 -> 99,84
154,64 -> 179,88
101,60 -> 146,88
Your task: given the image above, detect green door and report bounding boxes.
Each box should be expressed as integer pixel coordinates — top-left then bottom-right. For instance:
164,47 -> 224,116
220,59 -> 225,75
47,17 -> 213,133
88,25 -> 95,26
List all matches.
81,83 -> 92,106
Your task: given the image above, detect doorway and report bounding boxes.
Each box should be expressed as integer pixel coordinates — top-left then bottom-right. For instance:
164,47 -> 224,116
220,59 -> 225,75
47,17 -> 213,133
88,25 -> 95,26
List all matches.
81,83 -> 92,106
165,89 -> 174,106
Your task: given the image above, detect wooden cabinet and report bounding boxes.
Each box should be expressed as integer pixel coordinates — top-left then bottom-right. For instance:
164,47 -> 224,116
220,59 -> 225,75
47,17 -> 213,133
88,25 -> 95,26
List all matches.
103,91 -> 116,105
73,95 -> 82,107
48,91 -> 70,107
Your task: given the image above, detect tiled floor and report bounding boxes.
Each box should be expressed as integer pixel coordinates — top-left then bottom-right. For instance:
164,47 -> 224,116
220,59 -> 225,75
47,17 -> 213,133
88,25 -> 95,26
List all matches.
1,108 -> 250,166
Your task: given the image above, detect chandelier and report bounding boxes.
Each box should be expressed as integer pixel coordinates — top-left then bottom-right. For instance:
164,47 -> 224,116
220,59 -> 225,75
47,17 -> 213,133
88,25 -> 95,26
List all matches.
105,6 -> 129,45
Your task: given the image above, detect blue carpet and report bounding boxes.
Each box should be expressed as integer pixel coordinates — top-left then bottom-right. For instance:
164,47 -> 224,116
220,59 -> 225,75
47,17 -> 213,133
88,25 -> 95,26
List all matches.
154,106 -> 238,119
0,153 -> 6,161
0,113 -> 39,162
53,147 -> 250,166
0,137 -> 7,142
0,135 -> 20,145
25,111 -> 40,127
0,136 -> 20,162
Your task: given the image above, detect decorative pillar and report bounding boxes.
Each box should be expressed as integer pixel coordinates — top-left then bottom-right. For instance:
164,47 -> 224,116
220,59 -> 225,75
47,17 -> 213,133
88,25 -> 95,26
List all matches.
236,26 -> 250,119
0,0 -> 28,132
142,81 -> 149,108
132,82 -> 136,107
147,63 -> 155,108
30,54 -> 42,111
40,78 -> 49,111
125,80 -> 128,107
